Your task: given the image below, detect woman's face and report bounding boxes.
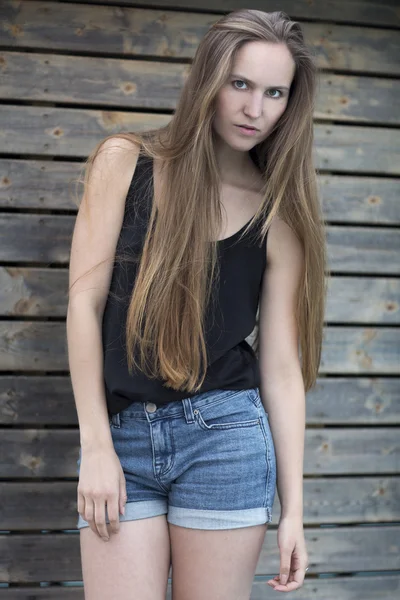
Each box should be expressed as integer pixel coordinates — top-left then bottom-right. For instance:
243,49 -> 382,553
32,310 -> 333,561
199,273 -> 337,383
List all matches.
213,41 -> 296,150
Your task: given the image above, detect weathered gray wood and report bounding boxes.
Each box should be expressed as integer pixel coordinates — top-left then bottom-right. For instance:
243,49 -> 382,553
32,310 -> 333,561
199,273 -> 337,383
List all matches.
320,175 -> 400,225
326,226 -> 400,274
326,277 -> 400,324
0,159 -> 82,210
0,376 -> 77,424
0,428 -> 398,476
0,214 -> 74,263
0,322 -> 68,371
0,268 -> 68,317
0,105 -> 169,157
1,476 -> 398,529
0,526 -> 399,581
33,0 -> 400,27
2,161 -> 399,226
313,125 -> 399,174
1,2 -> 399,74
0,322 -> 399,373
1,268 -> 399,324
316,73 -> 400,125
2,52 -> 399,125
1,214 -> 399,272
0,52 -> 189,111
1,376 -> 399,425
40,0 -> 400,27
2,106 -> 399,174
0,574 -> 399,599
320,326 -> 400,374
305,377 -> 400,424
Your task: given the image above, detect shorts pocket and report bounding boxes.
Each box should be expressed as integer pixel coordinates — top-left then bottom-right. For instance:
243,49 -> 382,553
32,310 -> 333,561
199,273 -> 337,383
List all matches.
246,387 -> 269,418
193,391 -> 260,431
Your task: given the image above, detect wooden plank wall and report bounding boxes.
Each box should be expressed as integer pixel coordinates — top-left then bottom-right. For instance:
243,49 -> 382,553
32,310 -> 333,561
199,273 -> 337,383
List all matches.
0,0 -> 399,597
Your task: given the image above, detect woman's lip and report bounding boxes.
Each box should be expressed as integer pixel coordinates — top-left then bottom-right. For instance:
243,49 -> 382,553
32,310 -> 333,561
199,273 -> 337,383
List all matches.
235,125 -> 259,136
236,124 -> 258,130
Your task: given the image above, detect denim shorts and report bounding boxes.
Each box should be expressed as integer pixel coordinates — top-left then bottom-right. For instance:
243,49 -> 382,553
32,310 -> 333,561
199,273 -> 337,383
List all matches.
76,386 -> 276,530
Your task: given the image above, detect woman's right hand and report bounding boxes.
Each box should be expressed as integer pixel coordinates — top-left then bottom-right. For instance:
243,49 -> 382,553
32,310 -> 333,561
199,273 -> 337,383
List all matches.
77,447 -> 128,541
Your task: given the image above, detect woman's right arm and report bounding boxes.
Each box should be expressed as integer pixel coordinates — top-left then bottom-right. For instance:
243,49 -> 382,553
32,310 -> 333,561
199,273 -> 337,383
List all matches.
67,137 -> 140,539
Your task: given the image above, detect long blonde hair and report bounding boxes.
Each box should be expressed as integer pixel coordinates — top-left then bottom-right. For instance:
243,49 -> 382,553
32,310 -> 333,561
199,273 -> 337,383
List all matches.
72,9 -> 328,394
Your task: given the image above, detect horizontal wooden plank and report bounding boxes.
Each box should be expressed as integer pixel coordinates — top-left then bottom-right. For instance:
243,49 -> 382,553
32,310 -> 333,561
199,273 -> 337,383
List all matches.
1,268 -> 399,325
1,476 -> 398,529
30,0 -> 400,27
88,0 -> 400,27
0,214 -> 74,263
2,161 -> 399,226
38,0 -> 400,27
0,427 -> 398,476
0,321 -> 399,374
1,2 -> 399,74
0,52 -> 189,111
325,277 -> 400,323
0,527 -> 399,581
1,214 -> 399,273
2,52 -> 399,125
0,375 -> 399,425
0,159 -> 83,210
0,267 -> 68,317
320,326 -> 400,374
319,175 -> 400,225
313,125 -> 399,175
1,106 -> 399,175
325,226 -> 400,274
0,574 -> 399,600
0,105 -> 169,158
0,376 -> 77,424
315,74 -> 400,125
305,377 -> 400,424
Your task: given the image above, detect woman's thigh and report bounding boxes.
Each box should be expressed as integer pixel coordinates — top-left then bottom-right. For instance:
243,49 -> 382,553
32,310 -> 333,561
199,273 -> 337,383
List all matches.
169,521 -> 268,600
79,515 -> 171,600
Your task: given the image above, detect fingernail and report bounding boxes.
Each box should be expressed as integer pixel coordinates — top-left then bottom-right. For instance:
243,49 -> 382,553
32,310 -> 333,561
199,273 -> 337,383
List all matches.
102,537 -> 109,542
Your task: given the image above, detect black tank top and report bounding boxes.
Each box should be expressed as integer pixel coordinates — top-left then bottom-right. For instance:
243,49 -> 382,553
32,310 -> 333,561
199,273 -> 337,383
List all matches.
102,154 -> 268,415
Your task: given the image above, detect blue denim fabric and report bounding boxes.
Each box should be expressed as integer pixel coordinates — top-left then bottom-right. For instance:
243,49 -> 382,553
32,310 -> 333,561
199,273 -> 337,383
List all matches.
76,387 -> 276,530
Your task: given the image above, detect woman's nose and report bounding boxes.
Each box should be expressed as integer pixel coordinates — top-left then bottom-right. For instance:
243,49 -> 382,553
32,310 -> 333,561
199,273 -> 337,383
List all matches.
243,94 -> 263,119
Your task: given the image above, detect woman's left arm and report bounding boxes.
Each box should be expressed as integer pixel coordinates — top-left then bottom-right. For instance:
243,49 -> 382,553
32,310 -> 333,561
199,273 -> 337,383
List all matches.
257,215 -> 309,593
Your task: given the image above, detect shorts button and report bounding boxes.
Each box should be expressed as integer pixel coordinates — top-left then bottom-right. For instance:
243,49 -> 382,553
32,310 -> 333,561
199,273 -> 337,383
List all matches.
145,402 -> 157,413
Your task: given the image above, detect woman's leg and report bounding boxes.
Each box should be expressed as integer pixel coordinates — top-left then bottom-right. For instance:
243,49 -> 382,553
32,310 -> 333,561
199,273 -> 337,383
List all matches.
80,514 -> 171,600
169,522 -> 268,600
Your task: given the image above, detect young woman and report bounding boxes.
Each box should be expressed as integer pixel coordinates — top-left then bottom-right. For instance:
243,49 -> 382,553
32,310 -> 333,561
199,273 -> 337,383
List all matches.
68,8 -> 327,599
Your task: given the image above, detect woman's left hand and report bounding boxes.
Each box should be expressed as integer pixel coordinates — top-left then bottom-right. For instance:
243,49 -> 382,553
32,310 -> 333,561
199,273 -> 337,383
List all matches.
266,515 -> 309,593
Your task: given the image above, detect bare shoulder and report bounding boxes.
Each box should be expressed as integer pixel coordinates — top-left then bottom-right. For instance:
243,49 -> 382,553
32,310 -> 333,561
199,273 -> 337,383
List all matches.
81,135 -> 142,219
266,214 -> 304,272
91,136 -> 141,177
96,135 -> 140,154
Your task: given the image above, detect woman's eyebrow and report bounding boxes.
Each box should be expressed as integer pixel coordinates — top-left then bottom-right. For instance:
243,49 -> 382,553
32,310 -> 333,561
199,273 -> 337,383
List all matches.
230,73 -> 290,91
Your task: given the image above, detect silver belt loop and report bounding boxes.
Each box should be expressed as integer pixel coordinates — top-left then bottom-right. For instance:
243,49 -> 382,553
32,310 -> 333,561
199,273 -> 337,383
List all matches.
182,397 -> 195,423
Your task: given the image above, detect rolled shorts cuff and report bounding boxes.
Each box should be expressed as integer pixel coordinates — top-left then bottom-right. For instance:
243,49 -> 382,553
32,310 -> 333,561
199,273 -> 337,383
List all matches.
167,505 -> 272,529
76,498 -> 168,529
77,499 -> 272,530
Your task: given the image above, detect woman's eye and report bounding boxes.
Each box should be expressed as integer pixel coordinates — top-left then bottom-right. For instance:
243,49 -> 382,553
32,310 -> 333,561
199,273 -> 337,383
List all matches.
267,89 -> 282,99
232,80 -> 248,90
